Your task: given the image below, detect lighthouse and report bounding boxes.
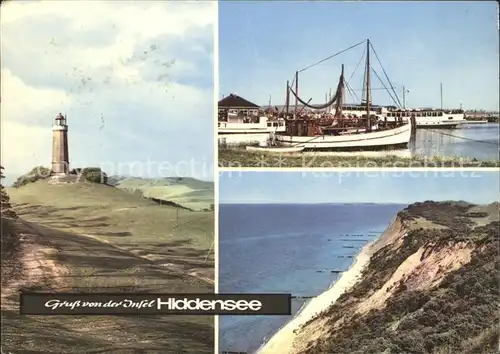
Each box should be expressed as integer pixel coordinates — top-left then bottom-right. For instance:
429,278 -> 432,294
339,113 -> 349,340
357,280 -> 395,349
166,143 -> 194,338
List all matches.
51,113 -> 69,175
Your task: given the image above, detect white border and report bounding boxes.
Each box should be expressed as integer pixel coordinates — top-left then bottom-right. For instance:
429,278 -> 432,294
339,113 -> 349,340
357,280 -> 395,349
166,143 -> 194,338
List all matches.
213,1 -> 220,353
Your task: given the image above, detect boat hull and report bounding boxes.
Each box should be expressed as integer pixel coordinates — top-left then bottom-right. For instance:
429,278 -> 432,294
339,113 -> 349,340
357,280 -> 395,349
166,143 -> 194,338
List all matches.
463,120 -> 489,125
246,146 -> 304,153
275,123 -> 412,151
416,121 -> 465,129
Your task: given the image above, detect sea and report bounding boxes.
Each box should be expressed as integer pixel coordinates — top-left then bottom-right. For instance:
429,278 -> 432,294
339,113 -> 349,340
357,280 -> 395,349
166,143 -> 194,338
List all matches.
218,203 -> 406,354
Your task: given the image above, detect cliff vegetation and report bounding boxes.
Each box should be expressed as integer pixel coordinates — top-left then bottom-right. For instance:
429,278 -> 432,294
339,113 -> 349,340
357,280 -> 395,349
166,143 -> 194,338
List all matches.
297,201 -> 499,354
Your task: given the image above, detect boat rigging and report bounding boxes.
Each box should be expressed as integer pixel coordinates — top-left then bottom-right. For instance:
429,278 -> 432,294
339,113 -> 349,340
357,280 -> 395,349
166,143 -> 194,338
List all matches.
272,38 -> 414,151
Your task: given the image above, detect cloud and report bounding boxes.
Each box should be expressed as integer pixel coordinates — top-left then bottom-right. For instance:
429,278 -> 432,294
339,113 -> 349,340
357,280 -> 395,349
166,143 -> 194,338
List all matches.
1,0 -> 215,181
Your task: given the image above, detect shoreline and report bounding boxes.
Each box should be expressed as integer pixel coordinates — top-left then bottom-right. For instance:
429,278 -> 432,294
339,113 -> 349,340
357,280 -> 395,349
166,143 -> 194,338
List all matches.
257,241 -> 376,354
258,214 -> 406,354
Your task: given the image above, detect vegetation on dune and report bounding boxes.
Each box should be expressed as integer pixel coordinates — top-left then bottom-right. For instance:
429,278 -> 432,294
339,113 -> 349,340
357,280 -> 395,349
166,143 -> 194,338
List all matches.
399,201 -> 475,229
301,201 -> 499,354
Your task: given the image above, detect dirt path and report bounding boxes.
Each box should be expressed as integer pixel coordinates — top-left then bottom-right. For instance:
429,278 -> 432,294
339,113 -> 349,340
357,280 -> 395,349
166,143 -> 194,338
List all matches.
1,217 -> 214,354
1,219 -> 69,311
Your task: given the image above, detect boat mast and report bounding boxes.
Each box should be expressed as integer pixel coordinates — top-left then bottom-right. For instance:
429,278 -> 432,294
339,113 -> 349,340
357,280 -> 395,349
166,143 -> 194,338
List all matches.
440,82 -> 443,110
338,64 -> 345,118
329,88 -> 332,114
365,39 -> 371,132
403,86 -> 406,109
295,71 -> 299,118
285,80 -> 290,117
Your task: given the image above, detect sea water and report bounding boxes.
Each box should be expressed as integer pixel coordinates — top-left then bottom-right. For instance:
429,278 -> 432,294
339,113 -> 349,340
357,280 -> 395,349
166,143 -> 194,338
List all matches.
218,203 -> 406,353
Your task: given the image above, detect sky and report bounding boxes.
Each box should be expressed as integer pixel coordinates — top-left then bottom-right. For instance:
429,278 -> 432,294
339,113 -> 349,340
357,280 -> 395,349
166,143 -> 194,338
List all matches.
219,1 -> 499,111
1,1 -> 215,184
219,171 -> 499,205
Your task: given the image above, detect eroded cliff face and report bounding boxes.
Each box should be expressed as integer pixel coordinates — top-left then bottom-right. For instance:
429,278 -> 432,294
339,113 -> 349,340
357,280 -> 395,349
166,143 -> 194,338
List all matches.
290,201 -> 499,354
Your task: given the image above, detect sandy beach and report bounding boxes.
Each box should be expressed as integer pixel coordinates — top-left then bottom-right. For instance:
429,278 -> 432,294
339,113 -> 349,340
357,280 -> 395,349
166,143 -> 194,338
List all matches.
257,241 -> 375,354
257,215 -> 405,354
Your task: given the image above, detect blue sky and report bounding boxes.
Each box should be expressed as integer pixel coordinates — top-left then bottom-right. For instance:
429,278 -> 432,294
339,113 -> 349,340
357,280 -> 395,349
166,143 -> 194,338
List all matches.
219,1 -> 499,111
219,171 -> 499,204
1,1 -> 215,184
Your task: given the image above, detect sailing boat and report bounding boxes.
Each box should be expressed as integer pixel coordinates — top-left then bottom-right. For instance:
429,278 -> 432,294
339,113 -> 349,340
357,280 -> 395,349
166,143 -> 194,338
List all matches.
275,39 -> 413,151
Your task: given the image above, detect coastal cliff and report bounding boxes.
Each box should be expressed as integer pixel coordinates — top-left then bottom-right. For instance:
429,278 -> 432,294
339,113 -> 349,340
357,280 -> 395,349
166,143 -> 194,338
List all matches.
259,201 -> 499,354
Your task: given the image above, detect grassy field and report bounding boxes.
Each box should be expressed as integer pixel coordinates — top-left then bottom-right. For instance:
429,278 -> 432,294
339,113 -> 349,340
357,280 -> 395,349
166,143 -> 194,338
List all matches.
1,180 -> 214,353
110,177 -> 214,212
218,148 -> 499,168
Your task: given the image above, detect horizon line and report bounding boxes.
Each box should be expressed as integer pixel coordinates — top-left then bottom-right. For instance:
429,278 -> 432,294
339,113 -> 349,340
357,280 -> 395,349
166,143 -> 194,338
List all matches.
219,200 -> 498,205
219,202 -> 409,205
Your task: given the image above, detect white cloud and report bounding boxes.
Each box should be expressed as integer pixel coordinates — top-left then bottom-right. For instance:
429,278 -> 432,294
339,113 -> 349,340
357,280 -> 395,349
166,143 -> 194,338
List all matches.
1,0 -> 215,180
1,121 -> 52,172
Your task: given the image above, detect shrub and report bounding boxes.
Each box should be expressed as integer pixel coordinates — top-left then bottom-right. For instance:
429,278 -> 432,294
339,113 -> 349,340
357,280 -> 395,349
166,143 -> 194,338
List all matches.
12,166 -> 52,188
78,167 -> 108,184
0,166 -> 16,219
12,166 -> 108,187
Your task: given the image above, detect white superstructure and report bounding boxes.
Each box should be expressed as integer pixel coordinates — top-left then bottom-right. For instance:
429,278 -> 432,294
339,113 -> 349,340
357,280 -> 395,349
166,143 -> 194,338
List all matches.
385,108 -> 466,128
218,116 -> 286,134
328,105 -> 466,129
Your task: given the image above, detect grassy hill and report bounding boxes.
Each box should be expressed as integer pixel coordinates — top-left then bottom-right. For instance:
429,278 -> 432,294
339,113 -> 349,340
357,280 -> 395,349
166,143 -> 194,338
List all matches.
1,179 -> 214,353
109,176 -> 214,212
283,201 -> 499,354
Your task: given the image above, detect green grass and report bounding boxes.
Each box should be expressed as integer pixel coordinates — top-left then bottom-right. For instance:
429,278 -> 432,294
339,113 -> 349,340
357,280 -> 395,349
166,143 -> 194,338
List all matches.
8,181 -> 214,261
218,148 -> 499,168
112,177 -> 214,211
2,180 -> 214,353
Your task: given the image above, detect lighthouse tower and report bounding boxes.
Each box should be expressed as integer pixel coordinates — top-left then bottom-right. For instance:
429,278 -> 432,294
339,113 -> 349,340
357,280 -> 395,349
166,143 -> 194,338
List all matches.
51,113 -> 69,175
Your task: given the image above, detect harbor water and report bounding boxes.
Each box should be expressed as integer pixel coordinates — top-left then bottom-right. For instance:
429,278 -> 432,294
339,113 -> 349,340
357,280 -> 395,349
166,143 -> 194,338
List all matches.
218,203 -> 405,353
410,123 -> 498,161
